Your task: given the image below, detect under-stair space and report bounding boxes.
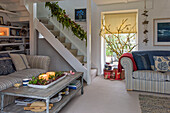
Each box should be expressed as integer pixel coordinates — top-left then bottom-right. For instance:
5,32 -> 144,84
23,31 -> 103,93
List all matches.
38,17 -> 98,81
0,0 -> 29,22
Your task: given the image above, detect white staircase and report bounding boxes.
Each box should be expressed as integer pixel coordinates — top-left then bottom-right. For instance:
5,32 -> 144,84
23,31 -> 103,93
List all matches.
0,0 -> 29,22
35,17 -> 97,83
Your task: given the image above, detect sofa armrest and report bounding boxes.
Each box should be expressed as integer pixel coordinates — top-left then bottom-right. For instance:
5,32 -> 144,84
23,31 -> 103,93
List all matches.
120,57 -> 133,90
26,55 -> 50,71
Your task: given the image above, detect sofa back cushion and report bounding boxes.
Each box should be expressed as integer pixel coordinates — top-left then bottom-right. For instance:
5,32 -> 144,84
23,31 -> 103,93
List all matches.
0,53 -> 15,75
132,50 -> 170,70
9,54 -> 30,71
132,53 -> 151,70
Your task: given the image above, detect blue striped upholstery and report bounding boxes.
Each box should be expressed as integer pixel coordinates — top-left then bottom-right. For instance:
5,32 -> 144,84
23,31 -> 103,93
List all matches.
8,69 -> 46,79
0,76 -> 22,91
133,71 -> 170,82
26,55 -> 50,71
120,57 -> 170,94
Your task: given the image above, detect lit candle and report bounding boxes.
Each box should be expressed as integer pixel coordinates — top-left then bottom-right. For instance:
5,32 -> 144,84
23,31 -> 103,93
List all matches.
46,72 -> 55,76
39,74 -> 49,80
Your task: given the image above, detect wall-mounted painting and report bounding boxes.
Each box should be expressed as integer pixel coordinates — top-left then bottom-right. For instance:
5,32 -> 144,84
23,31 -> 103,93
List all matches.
154,18 -> 170,46
75,8 -> 86,22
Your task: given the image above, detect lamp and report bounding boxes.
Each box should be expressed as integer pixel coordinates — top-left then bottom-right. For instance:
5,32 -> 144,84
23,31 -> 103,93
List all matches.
0,32 -> 5,36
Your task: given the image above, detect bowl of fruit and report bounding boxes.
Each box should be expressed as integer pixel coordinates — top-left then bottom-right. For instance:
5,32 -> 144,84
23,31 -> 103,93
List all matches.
28,71 -> 66,89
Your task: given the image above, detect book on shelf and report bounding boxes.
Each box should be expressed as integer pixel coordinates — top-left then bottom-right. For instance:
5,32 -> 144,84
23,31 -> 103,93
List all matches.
68,80 -> 81,90
15,97 -> 37,106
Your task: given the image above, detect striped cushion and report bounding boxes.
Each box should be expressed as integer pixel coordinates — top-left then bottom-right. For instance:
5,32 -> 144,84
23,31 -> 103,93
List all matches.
10,54 -> 30,71
8,69 -> 46,79
132,70 -> 170,82
0,76 -> 22,91
26,55 -> 50,71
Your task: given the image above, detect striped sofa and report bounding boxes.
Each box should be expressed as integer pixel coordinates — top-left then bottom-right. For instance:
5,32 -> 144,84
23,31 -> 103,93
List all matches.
120,51 -> 170,94
0,55 -> 50,107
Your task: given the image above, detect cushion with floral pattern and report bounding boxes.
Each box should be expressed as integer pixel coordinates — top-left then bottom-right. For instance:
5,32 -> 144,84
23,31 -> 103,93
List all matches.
0,54 -> 15,75
153,56 -> 170,72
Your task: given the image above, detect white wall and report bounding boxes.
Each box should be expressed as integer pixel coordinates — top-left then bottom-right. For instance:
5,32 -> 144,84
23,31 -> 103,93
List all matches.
91,0 -> 170,75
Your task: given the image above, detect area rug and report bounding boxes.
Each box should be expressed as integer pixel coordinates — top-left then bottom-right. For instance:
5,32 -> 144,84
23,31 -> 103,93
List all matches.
139,94 -> 170,113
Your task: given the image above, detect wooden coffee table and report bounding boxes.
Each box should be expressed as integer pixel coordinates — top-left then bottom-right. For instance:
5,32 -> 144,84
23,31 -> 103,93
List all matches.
0,72 -> 83,113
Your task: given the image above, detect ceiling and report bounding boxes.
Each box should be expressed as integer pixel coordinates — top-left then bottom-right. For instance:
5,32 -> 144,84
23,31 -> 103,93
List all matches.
93,0 -> 143,5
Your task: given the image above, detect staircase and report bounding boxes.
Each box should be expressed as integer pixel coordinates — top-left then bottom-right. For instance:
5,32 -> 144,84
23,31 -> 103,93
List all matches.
37,17 -> 97,83
0,0 -> 29,22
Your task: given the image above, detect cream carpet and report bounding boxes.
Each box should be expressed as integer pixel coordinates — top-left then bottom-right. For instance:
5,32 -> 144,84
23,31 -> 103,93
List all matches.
60,76 -> 141,113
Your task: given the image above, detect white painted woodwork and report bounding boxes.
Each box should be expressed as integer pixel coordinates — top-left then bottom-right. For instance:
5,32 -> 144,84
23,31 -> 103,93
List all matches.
29,3 -> 37,55
49,18 -> 87,58
35,18 -> 88,82
86,0 -> 92,85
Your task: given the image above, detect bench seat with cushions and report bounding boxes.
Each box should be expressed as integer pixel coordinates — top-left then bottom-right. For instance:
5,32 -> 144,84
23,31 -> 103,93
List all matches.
120,50 -> 170,94
0,54 -> 50,107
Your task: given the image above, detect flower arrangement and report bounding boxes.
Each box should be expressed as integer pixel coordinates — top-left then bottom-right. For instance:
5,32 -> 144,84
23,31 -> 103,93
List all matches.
45,2 -> 87,42
29,71 -> 64,85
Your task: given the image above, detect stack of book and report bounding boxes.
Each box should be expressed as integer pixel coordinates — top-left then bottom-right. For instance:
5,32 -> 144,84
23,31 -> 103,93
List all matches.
15,97 -> 37,106
68,80 -> 81,90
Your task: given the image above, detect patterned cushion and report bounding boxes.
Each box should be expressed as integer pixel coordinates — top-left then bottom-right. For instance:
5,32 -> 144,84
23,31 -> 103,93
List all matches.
9,54 -> 30,71
8,69 -> 46,79
153,56 -> 170,72
133,54 -> 151,70
0,54 -> 15,75
0,76 -> 22,91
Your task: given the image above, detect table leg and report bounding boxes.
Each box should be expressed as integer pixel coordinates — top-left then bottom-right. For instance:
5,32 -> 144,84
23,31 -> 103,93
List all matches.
1,94 -> 4,111
81,75 -> 84,95
46,99 -> 50,113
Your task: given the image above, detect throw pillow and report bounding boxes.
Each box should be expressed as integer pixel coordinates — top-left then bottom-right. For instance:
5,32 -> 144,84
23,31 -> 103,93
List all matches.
133,54 -> 152,70
0,53 -> 15,75
153,56 -> 170,72
9,54 -> 30,71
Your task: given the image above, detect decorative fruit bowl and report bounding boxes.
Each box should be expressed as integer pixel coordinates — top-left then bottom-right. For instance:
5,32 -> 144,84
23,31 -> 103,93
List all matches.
28,71 -> 66,89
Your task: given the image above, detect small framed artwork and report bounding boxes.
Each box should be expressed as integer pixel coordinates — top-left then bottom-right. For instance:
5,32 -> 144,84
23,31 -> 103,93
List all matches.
75,8 -> 86,22
153,18 -> 170,46
0,16 -> 4,25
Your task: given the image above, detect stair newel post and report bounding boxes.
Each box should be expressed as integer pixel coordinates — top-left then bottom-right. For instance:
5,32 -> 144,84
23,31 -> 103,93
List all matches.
29,2 -> 38,55
87,0 -> 92,85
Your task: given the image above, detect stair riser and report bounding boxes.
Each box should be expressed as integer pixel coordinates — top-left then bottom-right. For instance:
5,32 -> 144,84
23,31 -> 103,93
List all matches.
40,20 -> 49,24
51,31 -> 60,37
63,43 -> 71,49
76,56 -> 84,63
69,50 -> 78,56
45,25 -> 54,30
58,37 -> 65,43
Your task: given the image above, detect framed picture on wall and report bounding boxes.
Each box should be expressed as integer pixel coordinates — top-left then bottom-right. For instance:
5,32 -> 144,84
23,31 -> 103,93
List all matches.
75,8 -> 86,22
153,18 -> 170,46
0,16 -> 4,25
